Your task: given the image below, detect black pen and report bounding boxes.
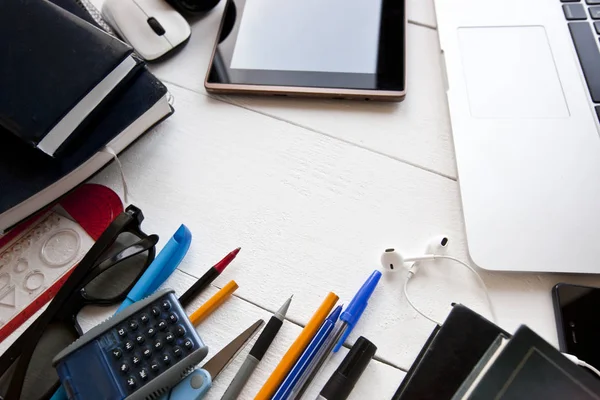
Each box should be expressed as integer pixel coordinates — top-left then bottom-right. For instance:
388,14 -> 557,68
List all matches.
220,296 -> 293,400
317,336 -> 377,400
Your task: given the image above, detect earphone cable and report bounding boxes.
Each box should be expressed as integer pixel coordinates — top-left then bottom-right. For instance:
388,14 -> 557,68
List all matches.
430,255 -> 498,323
403,274 -> 443,326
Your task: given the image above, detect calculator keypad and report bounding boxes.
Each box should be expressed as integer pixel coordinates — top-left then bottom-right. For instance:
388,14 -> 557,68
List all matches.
101,293 -> 202,394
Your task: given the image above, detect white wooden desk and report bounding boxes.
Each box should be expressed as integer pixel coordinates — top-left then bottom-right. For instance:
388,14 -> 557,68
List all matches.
20,0 -> 600,398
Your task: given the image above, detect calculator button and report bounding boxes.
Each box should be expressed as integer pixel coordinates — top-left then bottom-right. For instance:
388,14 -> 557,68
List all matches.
135,334 -> 145,345
154,339 -> 163,350
147,327 -> 157,337
175,325 -> 186,337
117,327 -> 127,337
140,313 -> 150,324
120,363 -> 130,373
126,376 -> 137,389
151,306 -> 161,317
167,313 -> 178,324
124,340 -> 135,352
165,332 -> 175,343
129,320 -> 139,331
142,347 -> 152,358
162,353 -> 172,365
161,300 -> 171,311
132,354 -> 141,366
150,360 -> 160,372
183,338 -> 194,350
157,320 -> 168,331
173,346 -> 183,358
139,368 -> 149,381
111,348 -> 123,359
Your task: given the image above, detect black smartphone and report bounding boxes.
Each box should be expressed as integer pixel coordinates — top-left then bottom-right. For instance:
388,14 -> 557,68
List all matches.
552,283 -> 600,369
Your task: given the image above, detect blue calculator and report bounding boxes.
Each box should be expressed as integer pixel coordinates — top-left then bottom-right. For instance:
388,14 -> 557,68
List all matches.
53,290 -> 208,400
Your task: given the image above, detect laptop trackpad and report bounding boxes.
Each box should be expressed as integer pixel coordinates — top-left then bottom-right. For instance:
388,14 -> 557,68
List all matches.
458,26 -> 569,119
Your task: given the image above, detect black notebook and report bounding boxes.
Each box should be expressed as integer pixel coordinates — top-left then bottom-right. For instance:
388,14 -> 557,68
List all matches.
454,325 -> 600,399
0,0 -> 141,156
0,0 -> 173,233
392,304 -> 508,400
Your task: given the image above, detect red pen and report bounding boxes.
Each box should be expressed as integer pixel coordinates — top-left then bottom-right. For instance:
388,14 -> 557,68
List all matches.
178,247 -> 241,307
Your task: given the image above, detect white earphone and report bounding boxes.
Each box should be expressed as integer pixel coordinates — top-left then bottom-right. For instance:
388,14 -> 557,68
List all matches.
382,238 -> 600,379
381,236 -> 497,326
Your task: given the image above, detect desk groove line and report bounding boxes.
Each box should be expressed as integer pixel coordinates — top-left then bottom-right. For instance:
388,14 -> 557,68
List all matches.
160,80 -> 457,182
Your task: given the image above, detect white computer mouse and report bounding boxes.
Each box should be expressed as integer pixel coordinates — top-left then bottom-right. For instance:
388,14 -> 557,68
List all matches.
102,0 -> 191,61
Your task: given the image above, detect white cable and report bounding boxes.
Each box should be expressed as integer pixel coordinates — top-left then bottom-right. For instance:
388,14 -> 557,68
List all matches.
102,146 -> 130,204
431,254 -> 498,323
562,353 -> 600,378
403,275 -> 443,326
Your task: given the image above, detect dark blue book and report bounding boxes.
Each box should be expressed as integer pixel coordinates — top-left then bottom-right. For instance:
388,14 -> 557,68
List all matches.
0,0 -> 173,232
0,0 -> 143,157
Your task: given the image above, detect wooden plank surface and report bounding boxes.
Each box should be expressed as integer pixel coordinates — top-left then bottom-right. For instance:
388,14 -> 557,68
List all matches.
89,82 -> 474,369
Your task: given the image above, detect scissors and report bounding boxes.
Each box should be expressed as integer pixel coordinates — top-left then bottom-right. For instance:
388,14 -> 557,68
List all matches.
160,319 -> 264,400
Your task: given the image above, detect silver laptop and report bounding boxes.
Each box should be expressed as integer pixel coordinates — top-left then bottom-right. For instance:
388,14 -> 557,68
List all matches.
434,0 -> 600,273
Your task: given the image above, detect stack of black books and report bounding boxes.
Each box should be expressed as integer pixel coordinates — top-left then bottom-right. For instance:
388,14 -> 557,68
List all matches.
393,304 -> 600,400
0,0 -> 173,233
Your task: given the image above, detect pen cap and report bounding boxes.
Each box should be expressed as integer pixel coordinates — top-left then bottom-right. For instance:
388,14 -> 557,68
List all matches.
334,271 -> 381,352
320,337 -> 377,400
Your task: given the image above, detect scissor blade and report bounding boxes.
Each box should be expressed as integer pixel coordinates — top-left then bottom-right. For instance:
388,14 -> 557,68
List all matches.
202,319 -> 264,379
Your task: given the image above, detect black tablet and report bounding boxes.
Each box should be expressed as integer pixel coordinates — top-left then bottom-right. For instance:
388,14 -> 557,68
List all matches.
205,0 -> 406,101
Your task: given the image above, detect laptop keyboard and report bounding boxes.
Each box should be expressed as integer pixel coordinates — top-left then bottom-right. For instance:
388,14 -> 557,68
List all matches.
562,0 -> 600,121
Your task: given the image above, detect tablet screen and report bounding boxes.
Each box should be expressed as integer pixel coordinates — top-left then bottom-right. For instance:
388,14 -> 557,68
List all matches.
207,0 -> 405,93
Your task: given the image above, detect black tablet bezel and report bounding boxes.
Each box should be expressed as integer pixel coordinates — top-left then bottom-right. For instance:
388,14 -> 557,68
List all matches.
206,0 -> 406,96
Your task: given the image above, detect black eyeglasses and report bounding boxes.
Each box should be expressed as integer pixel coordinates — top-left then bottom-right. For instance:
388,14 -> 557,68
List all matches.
0,205 -> 158,400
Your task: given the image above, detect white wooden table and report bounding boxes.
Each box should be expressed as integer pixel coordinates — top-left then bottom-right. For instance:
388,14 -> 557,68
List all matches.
23,0 -> 600,398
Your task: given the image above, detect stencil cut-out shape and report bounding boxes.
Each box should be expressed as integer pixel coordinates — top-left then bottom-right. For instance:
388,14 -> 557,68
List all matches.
24,270 -> 44,292
0,286 -> 16,308
40,229 -> 80,267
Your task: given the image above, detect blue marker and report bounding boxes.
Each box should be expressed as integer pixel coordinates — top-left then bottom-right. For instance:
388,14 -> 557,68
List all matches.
51,224 -> 192,400
333,270 -> 381,352
116,224 -> 192,313
273,305 -> 343,400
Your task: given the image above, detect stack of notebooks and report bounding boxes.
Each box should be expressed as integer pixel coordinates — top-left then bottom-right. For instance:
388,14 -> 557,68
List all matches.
0,0 -> 173,233
393,304 -> 600,400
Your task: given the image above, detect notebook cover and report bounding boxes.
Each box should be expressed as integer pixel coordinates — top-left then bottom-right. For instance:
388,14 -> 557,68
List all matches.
0,0 -> 134,153
0,70 -> 169,229
466,325 -> 600,399
392,304 -> 508,400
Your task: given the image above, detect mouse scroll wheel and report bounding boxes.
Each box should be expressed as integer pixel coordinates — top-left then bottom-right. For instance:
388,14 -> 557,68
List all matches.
147,17 -> 166,36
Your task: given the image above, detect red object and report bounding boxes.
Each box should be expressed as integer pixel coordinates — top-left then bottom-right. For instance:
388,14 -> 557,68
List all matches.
0,184 -> 123,343
214,247 -> 241,273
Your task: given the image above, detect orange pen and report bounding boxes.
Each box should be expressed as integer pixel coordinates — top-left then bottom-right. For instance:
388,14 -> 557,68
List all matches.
254,292 -> 339,400
188,280 -> 238,325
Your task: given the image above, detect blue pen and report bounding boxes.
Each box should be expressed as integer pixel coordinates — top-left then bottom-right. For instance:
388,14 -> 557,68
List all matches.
333,270 -> 381,352
51,224 -> 192,400
273,305 -> 342,400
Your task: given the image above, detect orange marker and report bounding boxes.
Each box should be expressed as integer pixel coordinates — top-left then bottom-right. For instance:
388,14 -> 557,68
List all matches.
254,292 -> 339,400
188,280 -> 238,325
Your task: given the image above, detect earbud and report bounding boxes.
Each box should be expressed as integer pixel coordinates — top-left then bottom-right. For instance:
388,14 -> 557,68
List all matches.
425,235 -> 449,254
380,236 -> 450,273
381,248 -> 404,271
379,235 -> 497,326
